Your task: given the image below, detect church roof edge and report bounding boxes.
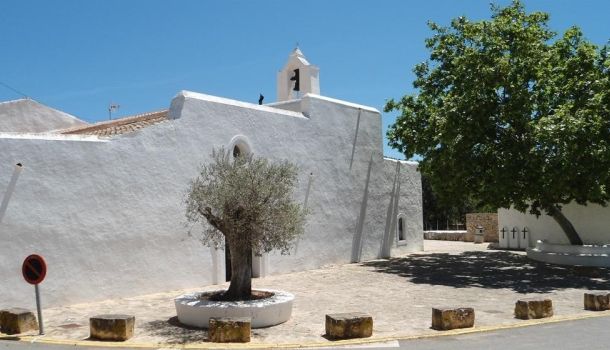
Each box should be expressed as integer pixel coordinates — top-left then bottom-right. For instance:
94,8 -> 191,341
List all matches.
177,90 -> 308,119
303,94 -> 380,114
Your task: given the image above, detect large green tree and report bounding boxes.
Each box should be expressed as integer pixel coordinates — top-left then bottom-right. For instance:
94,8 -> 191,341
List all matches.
186,148 -> 308,300
385,1 -> 610,245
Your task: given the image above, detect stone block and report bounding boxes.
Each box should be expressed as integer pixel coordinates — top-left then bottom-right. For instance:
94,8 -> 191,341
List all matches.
325,312 -> 373,340
208,317 -> 251,343
0,308 -> 38,335
89,314 -> 135,341
584,292 -> 610,311
514,298 -> 553,319
431,307 -> 475,330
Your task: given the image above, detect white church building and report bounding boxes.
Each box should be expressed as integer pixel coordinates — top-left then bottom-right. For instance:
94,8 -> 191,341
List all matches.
0,49 -> 423,307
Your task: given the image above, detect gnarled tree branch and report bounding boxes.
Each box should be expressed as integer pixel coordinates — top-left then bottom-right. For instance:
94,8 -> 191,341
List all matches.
198,206 -> 225,234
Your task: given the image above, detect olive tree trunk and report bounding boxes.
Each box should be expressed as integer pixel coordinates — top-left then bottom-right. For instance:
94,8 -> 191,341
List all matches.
547,205 -> 583,245
224,239 -> 252,300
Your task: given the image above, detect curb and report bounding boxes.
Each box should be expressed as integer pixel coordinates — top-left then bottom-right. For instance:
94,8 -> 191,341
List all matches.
2,311 -> 610,349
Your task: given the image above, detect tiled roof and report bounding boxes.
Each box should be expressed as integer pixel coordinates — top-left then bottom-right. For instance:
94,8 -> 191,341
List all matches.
61,110 -> 168,136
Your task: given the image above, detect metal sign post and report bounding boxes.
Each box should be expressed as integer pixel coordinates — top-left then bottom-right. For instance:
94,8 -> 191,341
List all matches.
34,284 -> 44,335
22,254 -> 47,335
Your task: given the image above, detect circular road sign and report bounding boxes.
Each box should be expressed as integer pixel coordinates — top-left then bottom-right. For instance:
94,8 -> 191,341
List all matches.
22,254 -> 47,285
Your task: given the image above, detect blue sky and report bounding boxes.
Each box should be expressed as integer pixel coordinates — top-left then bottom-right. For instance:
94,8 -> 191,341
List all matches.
1,1 -> 609,159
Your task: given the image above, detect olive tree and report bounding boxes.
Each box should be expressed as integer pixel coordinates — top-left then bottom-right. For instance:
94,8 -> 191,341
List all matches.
185,148 -> 308,300
385,1 -> 610,245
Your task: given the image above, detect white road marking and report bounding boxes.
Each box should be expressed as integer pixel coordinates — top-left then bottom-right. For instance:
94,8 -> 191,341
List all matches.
309,340 -> 400,349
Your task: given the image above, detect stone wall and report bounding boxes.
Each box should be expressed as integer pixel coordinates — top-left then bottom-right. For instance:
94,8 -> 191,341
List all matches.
465,213 -> 498,242
423,230 -> 466,241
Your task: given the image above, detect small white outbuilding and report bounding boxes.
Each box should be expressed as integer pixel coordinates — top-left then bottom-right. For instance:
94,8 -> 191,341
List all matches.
499,204 -> 610,266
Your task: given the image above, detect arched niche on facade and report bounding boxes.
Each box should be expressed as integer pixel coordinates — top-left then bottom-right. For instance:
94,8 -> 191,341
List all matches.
396,213 -> 407,246
228,135 -> 253,159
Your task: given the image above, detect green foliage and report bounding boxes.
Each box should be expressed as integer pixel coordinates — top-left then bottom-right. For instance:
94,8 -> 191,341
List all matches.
185,148 -> 308,255
422,175 -> 496,229
386,1 -> 610,239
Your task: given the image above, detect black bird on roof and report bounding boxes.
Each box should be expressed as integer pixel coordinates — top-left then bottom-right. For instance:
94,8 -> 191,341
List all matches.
258,94 -> 264,105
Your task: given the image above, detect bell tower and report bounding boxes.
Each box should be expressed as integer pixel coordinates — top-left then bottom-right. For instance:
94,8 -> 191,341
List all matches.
277,48 -> 320,102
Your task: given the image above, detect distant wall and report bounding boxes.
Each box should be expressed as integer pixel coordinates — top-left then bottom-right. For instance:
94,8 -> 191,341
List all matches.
498,203 -> 610,245
465,213 -> 498,242
424,230 -> 466,241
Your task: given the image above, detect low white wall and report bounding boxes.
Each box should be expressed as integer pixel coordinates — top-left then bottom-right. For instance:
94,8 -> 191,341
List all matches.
498,203 -> 610,245
527,241 -> 610,267
175,289 -> 294,328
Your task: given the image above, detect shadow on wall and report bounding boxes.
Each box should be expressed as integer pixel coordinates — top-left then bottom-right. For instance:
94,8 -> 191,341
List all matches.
351,154 -> 374,263
362,251 -> 610,294
380,160 -> 401,258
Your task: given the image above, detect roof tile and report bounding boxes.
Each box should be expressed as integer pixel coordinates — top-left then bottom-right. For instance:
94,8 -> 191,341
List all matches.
60,110 -> 168,136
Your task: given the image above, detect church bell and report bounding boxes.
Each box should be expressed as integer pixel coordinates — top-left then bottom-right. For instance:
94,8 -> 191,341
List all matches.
290,69 -> 300,91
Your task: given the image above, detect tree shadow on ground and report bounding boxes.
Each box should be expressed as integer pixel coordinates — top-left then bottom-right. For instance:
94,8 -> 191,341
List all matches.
362,251 -> 610,293
141,316 -> 208,344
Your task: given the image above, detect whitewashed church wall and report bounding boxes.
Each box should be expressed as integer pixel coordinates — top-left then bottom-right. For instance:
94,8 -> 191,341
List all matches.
0,125 -> 218,309
0,91 -> 422,308
498,203 -> 610,246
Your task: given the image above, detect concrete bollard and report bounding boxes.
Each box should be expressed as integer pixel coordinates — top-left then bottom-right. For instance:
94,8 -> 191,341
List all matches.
431,307 -> 475,330
514,298 -> 553,319
208,317 -> 251,343
0,308 -> 38,335
584,292 -> 610,311
325,312 -> 373,340
89,314 -> 135,341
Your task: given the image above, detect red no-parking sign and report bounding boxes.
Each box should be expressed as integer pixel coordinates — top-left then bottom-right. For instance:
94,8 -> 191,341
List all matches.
22,254 -> 47,285
21,254 -> 47,335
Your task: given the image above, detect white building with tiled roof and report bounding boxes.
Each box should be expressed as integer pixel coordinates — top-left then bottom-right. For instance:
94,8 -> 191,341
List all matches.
0,49 -> 422,307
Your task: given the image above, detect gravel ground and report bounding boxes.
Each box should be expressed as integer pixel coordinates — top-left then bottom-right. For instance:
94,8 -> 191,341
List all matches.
23,240 -> 610,346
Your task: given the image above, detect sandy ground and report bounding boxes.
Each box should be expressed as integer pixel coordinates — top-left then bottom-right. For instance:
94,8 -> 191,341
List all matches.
12,240 -> 610,345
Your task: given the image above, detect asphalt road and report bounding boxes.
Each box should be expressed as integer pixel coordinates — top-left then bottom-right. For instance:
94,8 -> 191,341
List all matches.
1,316 -> 609,350
398,316 -> 610,350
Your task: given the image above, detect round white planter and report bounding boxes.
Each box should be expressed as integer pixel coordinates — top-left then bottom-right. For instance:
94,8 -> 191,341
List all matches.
174,289 -> 294,329
527,240 -> 610,267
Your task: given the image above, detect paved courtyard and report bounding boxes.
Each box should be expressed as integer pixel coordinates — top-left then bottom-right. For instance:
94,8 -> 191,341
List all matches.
15,241 -> 610,346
